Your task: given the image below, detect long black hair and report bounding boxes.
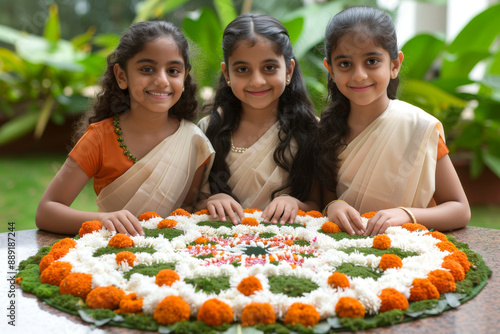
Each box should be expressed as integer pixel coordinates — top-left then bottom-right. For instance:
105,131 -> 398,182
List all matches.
73,21 -> 197,144
316,6 -> 400,194
204,13 -> 318,202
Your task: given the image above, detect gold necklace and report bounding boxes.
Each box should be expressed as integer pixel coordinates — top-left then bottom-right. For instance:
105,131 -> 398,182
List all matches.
113,114 -> 138,163
230,134 -> 247,153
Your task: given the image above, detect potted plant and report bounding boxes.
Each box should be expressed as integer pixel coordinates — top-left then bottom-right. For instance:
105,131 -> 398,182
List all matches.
399,3 -> 500,204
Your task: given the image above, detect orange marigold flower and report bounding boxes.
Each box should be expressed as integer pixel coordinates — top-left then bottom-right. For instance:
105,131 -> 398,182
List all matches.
197,299 -> 234,326
378,288 -> 409,312
441,259 -> 465,281
243,208 -> 262,214
15,277 -> 22,284
424,231 -> 448,242
409,278 -> 440,302
170,208 -> 191,217
241,217 -> 259,226
284,302 -> 320,327
444,250 -> 471,273
39,253 -> 55,273
108,233 -> 134,248
306,210 -> 323,218
237,276 -> 263,296
402,223 -> 428,232
297,210 -> 306,217
327,272 -> 350,290
194,237 -> 208,244
49,238 -> 77,260
158,219 -> 178,229
155,269 -> 180,287
59,272 -> 93,299
379,254 -> 402,271
428,269 -> 456,293
241,302 -> 275,327
117,293 -> 143,314
361,211 -> 378,219
372,234 -> 391,250
436,241 -> 458,253
52,238 -> 77,251
40,261 -> 73,286
138,211 -> 160,221
48,247 -> 71,261
335,297 -> 365,318
322,222 -> 341,233
79,220 -> 103,237
86,286 -> 125,309
115,251 -> 137,266
154,295 -> 190,325
194,209 -> 209,215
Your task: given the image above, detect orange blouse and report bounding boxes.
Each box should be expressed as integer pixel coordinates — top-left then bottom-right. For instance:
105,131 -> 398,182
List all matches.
69,117 -> 135,195
437,135 -> 449,161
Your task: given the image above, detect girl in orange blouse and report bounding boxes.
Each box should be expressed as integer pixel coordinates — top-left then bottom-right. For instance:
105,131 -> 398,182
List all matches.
36,21 -> 214,236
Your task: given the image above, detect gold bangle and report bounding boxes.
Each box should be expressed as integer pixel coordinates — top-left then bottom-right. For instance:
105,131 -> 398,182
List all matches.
322,199 -> 347,216
398,206 -> 417,224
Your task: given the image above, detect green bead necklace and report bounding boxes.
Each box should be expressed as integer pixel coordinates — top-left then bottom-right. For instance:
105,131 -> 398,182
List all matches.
113,114 -> 138,163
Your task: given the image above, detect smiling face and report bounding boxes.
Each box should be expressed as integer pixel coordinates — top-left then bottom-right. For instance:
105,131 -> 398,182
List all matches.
324,32 -> 403,114
114,36 -> 186,115
222,38 -> 294,116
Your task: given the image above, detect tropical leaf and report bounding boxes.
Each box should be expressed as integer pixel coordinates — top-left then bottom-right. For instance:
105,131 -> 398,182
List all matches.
183,7 -> 223,87
44,4 -> 61,42
446,3 -> 500,55
281,1 -> 343,59
0,113 -> 39,145
0,25 -> 25,44
214,0 -> 238,28
401,33 -> 445,80
135,0 -> 190,21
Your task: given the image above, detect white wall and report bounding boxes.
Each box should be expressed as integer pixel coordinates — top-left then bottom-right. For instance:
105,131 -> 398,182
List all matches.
393,0 -> 495,46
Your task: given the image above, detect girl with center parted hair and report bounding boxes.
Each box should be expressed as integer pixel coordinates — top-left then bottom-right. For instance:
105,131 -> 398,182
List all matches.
317,6 -> 470,235
197,13 -> 320,225
36,21 -> 214,236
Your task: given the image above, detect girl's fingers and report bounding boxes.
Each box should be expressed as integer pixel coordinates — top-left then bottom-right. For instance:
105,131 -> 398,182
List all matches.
224,203 -> 239,225
338,215 -> 355,235
128,215 -> 144,236
345,210 -> 363,235
114,220 -> 128,235
212,203 -> 227,222
280,207 -> 297,224
272,202 -> 286,224
207,204 -> 218,219
364,218 -> 376,236
103,220 -> 116,233
232,203 -> 245,221
261,203 -> 276,223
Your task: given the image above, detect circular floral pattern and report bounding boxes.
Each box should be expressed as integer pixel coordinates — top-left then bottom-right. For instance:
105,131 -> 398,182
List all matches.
16,210 -> 491,332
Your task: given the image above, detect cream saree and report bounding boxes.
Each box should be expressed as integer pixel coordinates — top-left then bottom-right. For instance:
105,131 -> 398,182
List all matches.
197,117 -> 291,210
96,120 -> 214,217
337,99 -> 444,214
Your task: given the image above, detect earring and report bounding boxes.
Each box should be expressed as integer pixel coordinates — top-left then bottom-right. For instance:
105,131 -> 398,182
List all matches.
227,81 -> 231,86
286,79 -> 290,83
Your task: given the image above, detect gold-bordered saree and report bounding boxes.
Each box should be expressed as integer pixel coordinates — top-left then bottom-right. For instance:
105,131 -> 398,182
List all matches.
97,120 -> 214,217
197,118 -> 292,210
337,99 -> 444,214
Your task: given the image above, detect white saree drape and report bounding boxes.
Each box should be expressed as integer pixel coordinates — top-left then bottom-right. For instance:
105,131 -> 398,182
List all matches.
96,120 -> 214,217
197,118 -> 291,210
337,100 -> 444,214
